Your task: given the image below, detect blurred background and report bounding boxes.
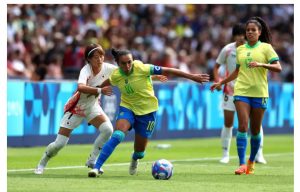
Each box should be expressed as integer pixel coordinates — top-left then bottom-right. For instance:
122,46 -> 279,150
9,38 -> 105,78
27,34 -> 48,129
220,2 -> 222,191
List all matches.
7,4 -> 294,81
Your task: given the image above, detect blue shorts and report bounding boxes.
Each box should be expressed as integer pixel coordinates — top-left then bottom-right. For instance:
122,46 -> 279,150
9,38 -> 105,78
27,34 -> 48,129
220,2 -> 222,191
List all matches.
116,106 -> 157,138
233,96 -> 268,109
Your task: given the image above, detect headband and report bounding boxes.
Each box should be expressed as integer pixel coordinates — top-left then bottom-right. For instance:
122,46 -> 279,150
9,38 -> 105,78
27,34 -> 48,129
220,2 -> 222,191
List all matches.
87,47 -> 99,57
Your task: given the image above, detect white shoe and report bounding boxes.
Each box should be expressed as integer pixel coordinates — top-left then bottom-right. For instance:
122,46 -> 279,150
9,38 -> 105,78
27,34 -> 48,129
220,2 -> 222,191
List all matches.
255,156 -> 267,164
85,159 -> 95,168
34,166 -> 45,175
219,156 -> 230,164
88,168 -> 104,177
129,159 -> 139,175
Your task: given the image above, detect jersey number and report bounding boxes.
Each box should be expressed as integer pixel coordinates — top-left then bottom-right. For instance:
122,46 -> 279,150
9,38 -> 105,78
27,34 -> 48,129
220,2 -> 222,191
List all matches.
125,84 -> 134,94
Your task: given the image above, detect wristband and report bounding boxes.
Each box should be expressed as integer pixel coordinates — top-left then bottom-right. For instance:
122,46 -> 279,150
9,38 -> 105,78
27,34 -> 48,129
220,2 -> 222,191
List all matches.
97,88 -> 102,94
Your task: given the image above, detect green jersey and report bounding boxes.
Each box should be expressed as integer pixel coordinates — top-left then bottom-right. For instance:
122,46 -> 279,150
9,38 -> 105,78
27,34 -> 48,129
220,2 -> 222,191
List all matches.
235,41 -> 279,97
109,60 -> 158,115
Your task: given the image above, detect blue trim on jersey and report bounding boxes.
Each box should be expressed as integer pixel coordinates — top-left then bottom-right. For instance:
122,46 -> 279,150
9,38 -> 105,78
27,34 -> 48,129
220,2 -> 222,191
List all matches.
116,106 -> 157,138
233,96 -> 268,109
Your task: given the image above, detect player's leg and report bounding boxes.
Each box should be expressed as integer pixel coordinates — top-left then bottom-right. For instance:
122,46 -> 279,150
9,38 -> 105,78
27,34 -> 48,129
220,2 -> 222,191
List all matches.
129,111 -> 156,175
88,107 -> 133,177
86,113 -> 113,169
34,112 -> 82,174
129,134 -> 148,175
234,97 -> 251,175
255,126 -> 267,164
247,99 -> 266,174
220,95 -> 235,163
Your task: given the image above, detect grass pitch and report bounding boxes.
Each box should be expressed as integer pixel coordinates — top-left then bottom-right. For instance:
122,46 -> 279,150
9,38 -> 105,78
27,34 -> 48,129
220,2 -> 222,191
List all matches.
8,134 -> 293,192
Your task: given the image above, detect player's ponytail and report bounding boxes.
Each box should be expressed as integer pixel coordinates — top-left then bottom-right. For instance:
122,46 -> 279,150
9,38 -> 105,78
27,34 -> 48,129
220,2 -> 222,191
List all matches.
246,16 -> 272,44
111,48 -> 132,64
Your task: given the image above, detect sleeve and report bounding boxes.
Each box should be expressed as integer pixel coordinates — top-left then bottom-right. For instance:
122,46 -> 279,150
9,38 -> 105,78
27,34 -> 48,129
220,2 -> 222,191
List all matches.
107,63 -> 118,76
77,66 -> 89,84
266,44 -> 279,64
216,46 -> 227,65
236,47 -> 241,67
109,72 -> 117,86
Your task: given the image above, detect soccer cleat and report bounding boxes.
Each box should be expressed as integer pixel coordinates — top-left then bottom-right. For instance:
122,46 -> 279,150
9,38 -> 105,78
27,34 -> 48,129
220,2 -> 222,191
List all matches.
129,159 -> 139,175
234,164 -> 247,175
34,166 -> 45,175
246,160 -> 255,174
88,168 -> 104,177
219,156 -> 230,164
255,155 -> 267,164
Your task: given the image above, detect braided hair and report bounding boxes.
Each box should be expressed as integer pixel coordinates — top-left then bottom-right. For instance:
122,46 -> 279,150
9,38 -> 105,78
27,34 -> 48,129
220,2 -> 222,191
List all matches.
246,16 -> 272,44
111,48 -> 131,64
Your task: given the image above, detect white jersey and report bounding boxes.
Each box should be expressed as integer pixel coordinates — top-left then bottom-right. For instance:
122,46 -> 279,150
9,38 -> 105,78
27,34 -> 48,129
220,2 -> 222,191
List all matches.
216,42 -> 237,96
64,62 -> 117,116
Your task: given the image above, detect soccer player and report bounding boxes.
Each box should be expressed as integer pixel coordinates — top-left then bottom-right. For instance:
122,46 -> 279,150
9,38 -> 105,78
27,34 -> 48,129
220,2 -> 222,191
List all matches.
211,17 -> 282,175
88,48 -> 210,177
213,23 -> 266,164
34,44 -> 117,174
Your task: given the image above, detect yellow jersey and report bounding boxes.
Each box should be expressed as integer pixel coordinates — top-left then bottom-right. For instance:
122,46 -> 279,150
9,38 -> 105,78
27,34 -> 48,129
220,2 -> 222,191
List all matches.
109,60 -> 158,115
234,41 -> 279,97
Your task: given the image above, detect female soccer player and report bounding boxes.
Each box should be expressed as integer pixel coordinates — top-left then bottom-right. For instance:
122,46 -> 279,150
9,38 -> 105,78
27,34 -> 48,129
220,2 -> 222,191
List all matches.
213,23 -> 266,164
34,44 -> 117,174
88,48 -> 210,177
211,17 -> 282,175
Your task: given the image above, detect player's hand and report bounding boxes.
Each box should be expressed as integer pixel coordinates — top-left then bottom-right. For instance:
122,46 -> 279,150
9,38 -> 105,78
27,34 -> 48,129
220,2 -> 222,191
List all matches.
153,75 -> 168,82
210,82 -> 222,92
248,61 -> 262,68
101,86 -> 113,96
192,74 -> 210,84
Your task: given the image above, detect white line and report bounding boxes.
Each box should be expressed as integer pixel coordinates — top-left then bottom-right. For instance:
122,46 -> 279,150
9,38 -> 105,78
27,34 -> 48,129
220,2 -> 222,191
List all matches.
7,152 -> 293,173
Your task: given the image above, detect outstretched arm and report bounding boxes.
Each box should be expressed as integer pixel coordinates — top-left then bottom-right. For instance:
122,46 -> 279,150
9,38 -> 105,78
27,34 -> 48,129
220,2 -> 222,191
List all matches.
161,67 -> 210,84
151,75 -> 168,82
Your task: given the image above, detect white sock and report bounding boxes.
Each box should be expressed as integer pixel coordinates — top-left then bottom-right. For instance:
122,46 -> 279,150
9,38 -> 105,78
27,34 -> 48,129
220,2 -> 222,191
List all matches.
256,126 -> 264,158
88,121 -> 113,162
221,126 -> 233,157
38,134 -> 69,167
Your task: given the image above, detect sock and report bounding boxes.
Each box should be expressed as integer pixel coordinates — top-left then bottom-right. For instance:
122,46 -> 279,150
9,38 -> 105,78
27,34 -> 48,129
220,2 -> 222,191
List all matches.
236,131 -> 247,165
94,130 -> 125,170
38,134 -> 69,167
88,121 -> 113,162
221,126 -> 233,157
256,126 -> 264,159
132,151 -> 145,160
249,132 -> 261,162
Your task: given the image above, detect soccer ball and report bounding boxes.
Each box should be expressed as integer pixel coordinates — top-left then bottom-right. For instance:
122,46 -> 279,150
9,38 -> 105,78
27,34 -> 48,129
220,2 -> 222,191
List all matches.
152,159 -> 173,180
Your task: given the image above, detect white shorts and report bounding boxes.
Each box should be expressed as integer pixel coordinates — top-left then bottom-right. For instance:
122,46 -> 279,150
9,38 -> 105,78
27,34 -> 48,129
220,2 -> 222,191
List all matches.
60,104 -> 105,129
222,94 -> 236,112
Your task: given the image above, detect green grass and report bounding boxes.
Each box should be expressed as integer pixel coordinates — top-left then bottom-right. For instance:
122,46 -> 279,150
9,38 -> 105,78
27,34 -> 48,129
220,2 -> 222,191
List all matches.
8,135 -> 293,192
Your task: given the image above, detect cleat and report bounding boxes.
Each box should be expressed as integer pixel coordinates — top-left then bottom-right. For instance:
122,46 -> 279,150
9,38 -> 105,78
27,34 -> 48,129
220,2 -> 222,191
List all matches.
129,159 -> 139,175
34,166 -> 45,175
88,168 -> 104,178
246,160 -> 255,174
255,156 -> 267,164
85,159 -> 95,169
219,156 -> 230,164
235,164 -> 247,175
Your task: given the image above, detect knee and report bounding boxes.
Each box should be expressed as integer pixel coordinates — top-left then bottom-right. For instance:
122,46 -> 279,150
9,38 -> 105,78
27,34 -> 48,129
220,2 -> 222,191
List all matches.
99,121 -> 113,138
112,130 -> 125,143
133,151 -> 145,160
54,134 -> 69,149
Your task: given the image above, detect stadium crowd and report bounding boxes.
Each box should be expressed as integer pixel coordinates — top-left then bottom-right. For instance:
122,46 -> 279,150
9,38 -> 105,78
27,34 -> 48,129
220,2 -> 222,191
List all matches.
7,4 -> 294,82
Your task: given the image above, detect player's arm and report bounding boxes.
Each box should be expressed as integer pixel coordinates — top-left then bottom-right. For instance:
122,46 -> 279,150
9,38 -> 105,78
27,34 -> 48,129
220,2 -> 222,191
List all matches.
248,60 -> 282,72
78,83 -> 101,95
213,63 -> 222,91
160,67 -> 210,84
210,67 -> 239,91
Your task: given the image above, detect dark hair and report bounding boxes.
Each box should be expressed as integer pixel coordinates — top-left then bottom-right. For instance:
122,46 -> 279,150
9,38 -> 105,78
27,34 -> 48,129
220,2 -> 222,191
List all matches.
246,16 -> 272,44
111,48 -> 131,63
232,23 -> 245,37
34,66 -> 47,81
84,44 -> 104,62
